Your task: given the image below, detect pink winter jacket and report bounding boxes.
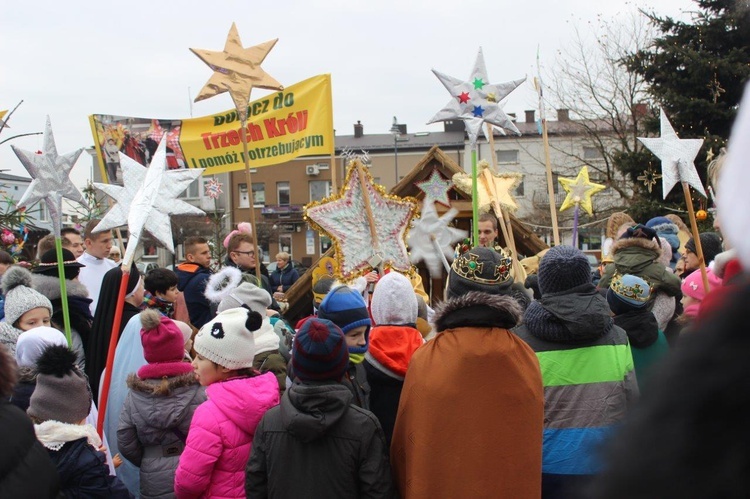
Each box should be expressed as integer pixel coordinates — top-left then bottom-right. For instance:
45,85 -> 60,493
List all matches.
174,372 -> 279,498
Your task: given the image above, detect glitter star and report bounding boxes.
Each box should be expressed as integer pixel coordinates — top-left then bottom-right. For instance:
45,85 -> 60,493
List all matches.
191,23 -> 283,121
429,48 -> 525,145
559,166 -> 606,215
11,117 -> 84,237
453,161 -> 522,213
305,161 -> 419,278
416,169 -> 453,207
638,108 -> 706,199
458,92 -> 470,104
93,138 -> 205,265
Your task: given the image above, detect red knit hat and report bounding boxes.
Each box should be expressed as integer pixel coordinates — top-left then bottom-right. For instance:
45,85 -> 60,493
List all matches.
137,309 -> 194,379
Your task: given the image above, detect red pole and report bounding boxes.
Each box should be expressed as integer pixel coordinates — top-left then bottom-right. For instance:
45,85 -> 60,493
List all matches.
96,270 -> 130,437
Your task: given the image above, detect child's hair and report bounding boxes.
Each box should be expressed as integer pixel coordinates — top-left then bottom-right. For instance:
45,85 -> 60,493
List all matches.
184,236 -> 208,257
144,268 -> 179,295
0,250 -> 13,265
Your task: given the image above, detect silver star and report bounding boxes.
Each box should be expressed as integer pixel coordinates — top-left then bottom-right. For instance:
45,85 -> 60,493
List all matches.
428,48 -> 525,145
11,117 -> 84,236
408,199 -> 467,276
93,138 -> 205,266
639,108 -> 706,198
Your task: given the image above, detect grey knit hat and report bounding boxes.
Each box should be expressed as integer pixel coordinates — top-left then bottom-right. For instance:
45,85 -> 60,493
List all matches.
447,246 -> 514,298
28,344 -> 92,424
217,282 -> 272,315
1,266 -> 53,326
537,245 -> 592,295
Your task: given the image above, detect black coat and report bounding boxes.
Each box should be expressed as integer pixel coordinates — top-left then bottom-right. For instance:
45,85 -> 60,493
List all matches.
362,361 -> 403,448
245,382 -> 395,499
49,437 -> 132,498
0,401 -> 59,498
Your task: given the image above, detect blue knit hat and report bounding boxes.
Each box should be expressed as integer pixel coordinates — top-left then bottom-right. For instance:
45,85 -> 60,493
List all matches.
537,245 -> 592,295
292,318 -> 349,382
607,274 -> 651,315
318,285 -> 371,354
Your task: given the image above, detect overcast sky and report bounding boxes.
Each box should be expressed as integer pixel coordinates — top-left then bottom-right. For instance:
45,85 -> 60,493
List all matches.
1,0 -> 690,186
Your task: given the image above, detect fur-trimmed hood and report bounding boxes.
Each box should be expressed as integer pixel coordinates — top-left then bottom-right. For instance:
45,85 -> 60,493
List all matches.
126,372 -> 199,395
611,236 -> 662,258
434,291 -> 522,332
32,274 -> 89,301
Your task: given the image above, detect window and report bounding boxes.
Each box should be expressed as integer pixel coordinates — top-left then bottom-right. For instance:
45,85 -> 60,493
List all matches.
497,150 -> 519,163
277,182 -> 290,206
552,173 -> 559,194
583,147 -> 604,161
309,180 -> 332,202
320,235 -> 332,254
178,178 -> 200,199
278,234 -> 292,255
238,184 -> 249,209
36,202 -> 49,222
252,183 -> 265,207
515,179 -> 525,197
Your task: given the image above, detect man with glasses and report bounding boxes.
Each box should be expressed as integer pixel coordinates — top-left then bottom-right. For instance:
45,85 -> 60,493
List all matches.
225,232 -> 273,294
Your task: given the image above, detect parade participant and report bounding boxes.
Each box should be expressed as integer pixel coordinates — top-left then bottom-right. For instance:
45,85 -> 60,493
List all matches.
143,267 -> 180,318
515,245 -> 638,498
225,232 -> 272,294
174,308 -> 279,498
175,236 -> 213,329
61,228 -> 85,259
246,318 -> 395,498
0,266 -> 54,358
117,309 -> 205,499
77,220 -> 117,314
391,246 -> 543,498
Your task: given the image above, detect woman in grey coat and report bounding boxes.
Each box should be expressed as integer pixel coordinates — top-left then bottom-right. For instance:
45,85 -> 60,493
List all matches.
117,309 -> 205,499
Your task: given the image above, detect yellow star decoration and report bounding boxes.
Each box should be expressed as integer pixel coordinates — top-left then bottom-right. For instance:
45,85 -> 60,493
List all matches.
452,160 -> 522,213
190,23 -> 283,121
559,165 -> 606,215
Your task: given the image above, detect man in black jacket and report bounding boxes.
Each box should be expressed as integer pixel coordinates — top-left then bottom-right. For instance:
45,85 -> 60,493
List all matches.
246,318 -> 395,498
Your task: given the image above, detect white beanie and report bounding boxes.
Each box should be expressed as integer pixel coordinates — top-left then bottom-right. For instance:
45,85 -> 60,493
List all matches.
371,271 -> 418,326
194,307 -> 262,370
15,326 -> 68,368
1,266 -> 53,326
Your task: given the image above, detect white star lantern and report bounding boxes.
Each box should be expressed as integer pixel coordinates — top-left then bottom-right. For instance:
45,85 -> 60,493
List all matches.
408,199 -> 467,276
305,162 -> 419,278
93,138 -> 205,266
429,48 -> 526,145
638,108 -> 706,198
12,117 -> 84,237
416,169 -> 453,207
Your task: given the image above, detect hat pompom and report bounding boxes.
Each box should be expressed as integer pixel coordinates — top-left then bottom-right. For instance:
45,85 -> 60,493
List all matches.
140,308 -> 162,331
1,265 -> 32,294
35,344 -> 78,378
244,307 -> 264,332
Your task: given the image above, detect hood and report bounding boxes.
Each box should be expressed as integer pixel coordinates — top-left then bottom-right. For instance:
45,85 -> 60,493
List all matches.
613,310 -> 659,348
281,381 -> 352,442
32,274 -> 90,301
253,318 -> 281,355
611,238 -> 662,274
365,325 -> 424,379
126,373 -> 204,430
176,263 -> 210,288
206,372 -> 279,433
523,284 -> 614,343
434,291 -> 522,332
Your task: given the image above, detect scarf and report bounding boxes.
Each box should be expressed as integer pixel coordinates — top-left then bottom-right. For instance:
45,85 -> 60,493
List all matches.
34,420 -> 102,451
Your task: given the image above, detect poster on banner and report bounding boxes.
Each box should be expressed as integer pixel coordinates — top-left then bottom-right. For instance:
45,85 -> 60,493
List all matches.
89,74 -> 333,184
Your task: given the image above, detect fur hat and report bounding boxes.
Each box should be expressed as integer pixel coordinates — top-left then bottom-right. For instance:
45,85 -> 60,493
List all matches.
137,309 -> 193,379
194,307 -> 263,370
685,232 -> 723,265
607,274 -> 652,316
537,245 -> 593,295
681,268 -> 723,302
606,212 -> 635,239
33,248 -> 85,280
15,326 -> 67,368
217,282 -> 272,315
371,271 -> 418,326
292,318 -> 349,382
28,345 -> 92,425
447,246 -> 514,298
204,266 -> 244,305
1,266 -> 53,326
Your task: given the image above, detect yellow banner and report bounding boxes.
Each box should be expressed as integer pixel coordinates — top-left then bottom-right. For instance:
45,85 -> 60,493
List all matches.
89,74 -> 333,183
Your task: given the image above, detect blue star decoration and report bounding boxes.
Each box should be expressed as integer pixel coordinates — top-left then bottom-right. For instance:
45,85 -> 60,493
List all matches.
429,47 -> 526,145
93,138 -> 205,266
305,160 -> 419,279
416,169 -> 453,207
12,117 -> 85,237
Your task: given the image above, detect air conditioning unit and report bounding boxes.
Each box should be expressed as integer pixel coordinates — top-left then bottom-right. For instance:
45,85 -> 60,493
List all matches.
306,164 -> 320,176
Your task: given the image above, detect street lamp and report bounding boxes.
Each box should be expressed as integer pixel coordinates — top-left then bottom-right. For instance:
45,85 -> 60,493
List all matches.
390,116 -> 401,184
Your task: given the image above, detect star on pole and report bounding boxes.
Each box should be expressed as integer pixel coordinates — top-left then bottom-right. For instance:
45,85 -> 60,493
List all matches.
428,48 -> 526,145
190,23 -> 283,121
559,165 -> 606,215
638,108 -> 706,198
204,178 -> 224,199
416,169 -> 453,207
11,117 -> 84,236
452,161 -> 522,213
407,199 -> 467,276
305,162 -> 419,278
93,138 -> 205,266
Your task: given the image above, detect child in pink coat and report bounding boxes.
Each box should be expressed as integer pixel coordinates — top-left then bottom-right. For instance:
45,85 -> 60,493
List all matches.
174,307 -> 280,498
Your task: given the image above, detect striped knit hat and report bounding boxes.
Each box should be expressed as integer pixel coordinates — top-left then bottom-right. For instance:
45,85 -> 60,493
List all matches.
292,318 -> 349,382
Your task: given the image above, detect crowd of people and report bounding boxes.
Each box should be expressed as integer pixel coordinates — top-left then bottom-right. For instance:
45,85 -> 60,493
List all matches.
0,149 -> 747,498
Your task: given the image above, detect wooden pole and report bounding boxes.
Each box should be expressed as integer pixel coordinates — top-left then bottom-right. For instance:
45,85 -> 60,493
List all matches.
356,161 -> 379,250
239,120 -> 263,282
471,148 -> 479,246
486,123 -> 521,262
682,181 -> 710,292
535,77 -> 560,245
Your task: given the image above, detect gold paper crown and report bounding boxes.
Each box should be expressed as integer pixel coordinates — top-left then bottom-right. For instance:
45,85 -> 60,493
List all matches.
610,273 -> 651,303
451,249 -> 512,285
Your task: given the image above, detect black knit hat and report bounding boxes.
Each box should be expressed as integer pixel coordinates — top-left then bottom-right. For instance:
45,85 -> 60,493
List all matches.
619,224 -> 661,245
292,318 -> 349,382
447,246 -> 513,298
685,232 -> 723,264
538,245 -> 592,295
33,248 -> 85,280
